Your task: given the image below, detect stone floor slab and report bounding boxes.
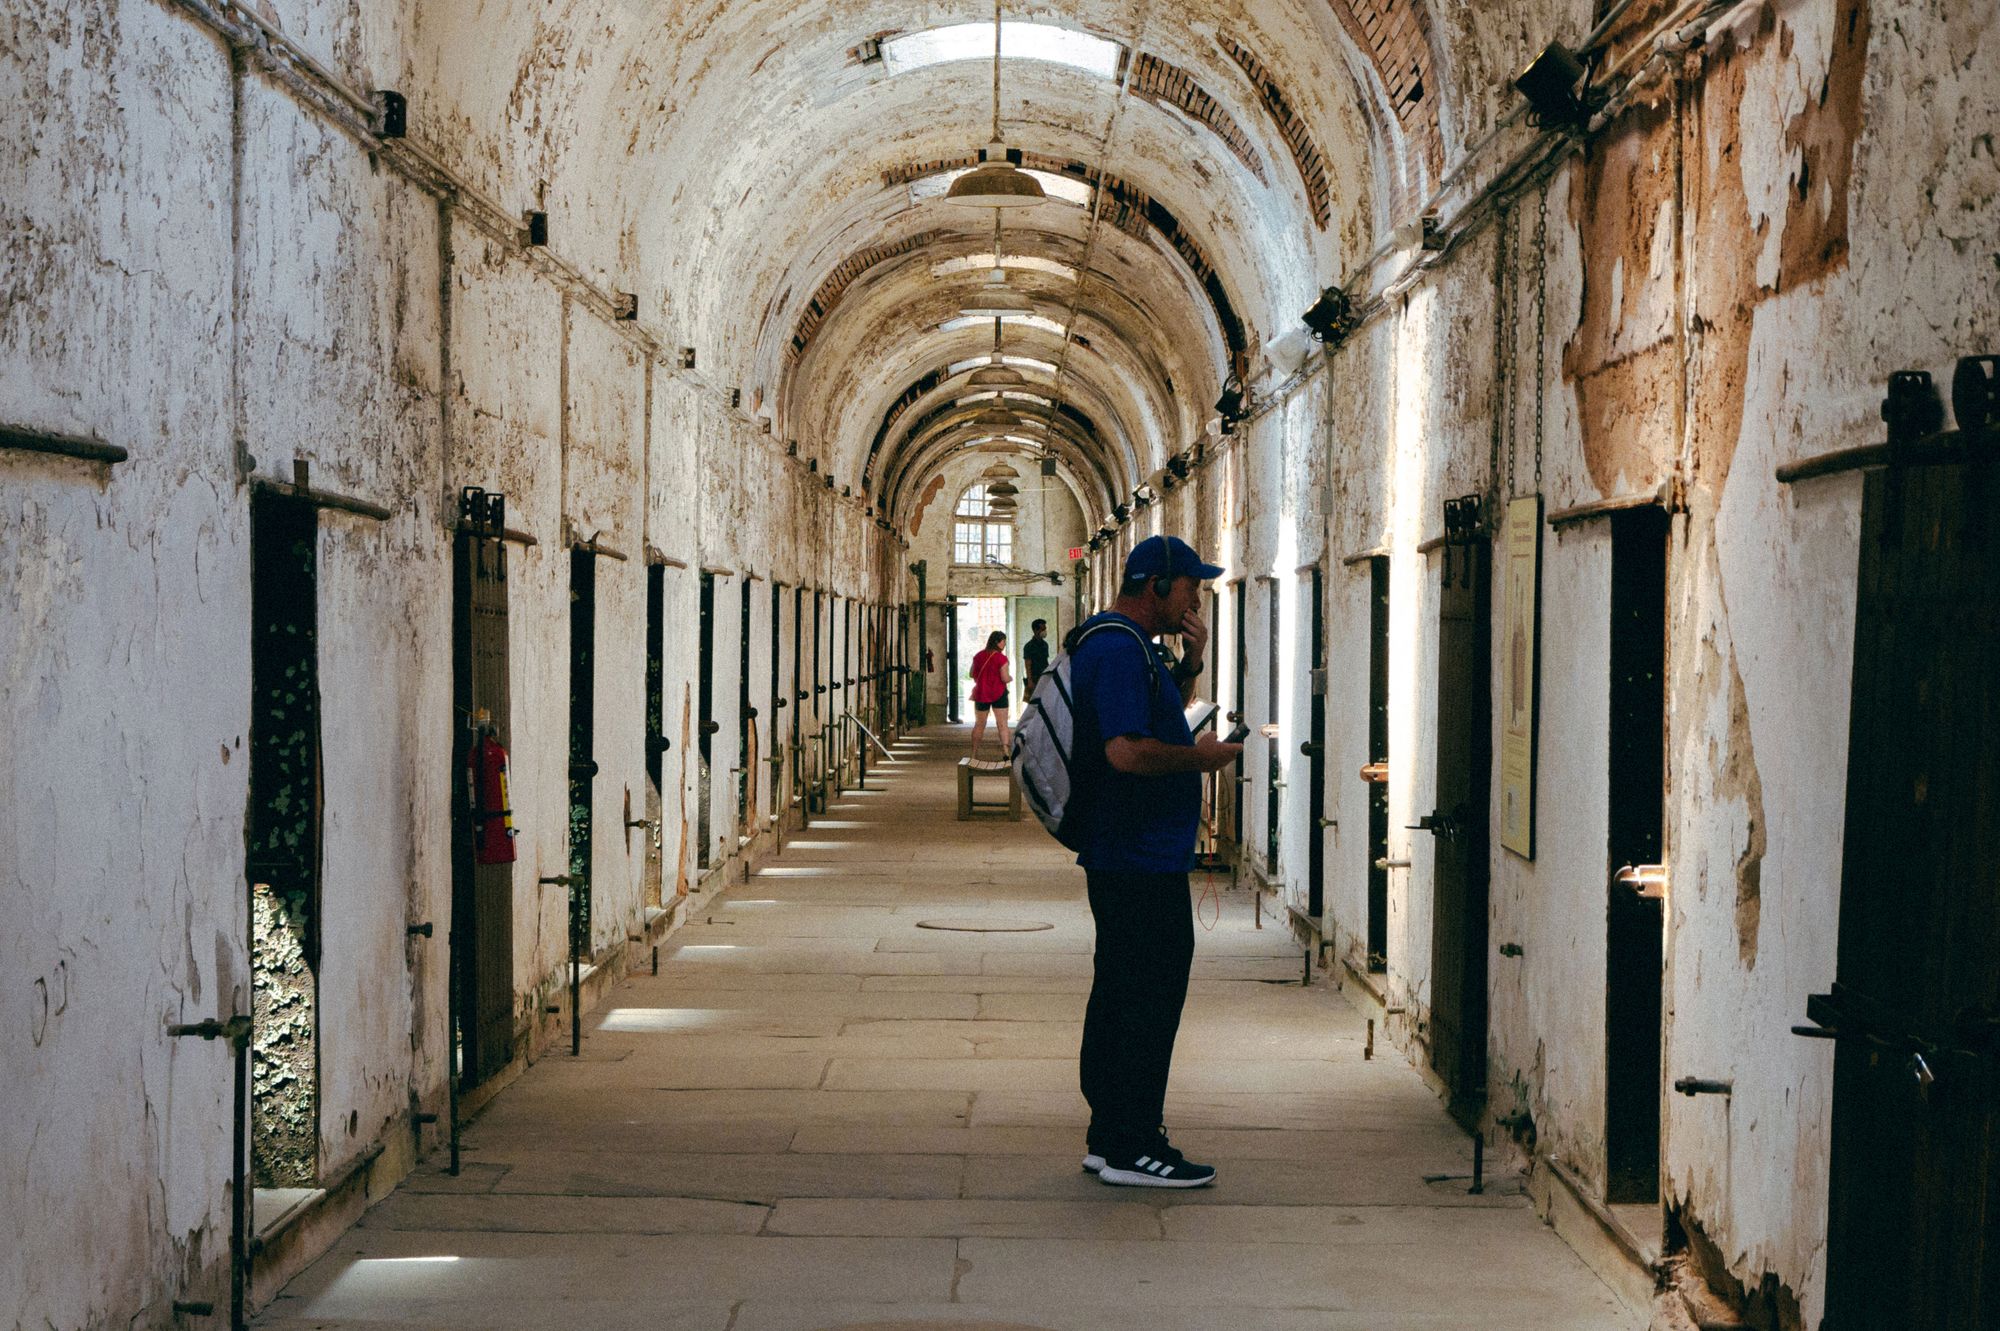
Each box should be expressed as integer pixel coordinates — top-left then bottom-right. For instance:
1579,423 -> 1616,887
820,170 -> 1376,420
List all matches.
255,727 -> 1636,1331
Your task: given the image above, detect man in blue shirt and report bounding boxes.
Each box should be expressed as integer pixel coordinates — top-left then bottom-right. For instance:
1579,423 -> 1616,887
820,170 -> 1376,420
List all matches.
1068,535 -> 1242,1187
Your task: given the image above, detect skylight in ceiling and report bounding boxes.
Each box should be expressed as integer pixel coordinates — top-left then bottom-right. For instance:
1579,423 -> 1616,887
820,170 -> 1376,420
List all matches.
933,255 -> 1080,281
959,390 -> 1055,407
947,354 -> 1059,376
939,314 -> 1068,336
881,23 -> 1123,79
911,169 -> 1093,208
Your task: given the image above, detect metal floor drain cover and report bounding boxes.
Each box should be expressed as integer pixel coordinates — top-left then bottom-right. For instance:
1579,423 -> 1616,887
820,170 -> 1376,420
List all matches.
914,918 -> 1055,932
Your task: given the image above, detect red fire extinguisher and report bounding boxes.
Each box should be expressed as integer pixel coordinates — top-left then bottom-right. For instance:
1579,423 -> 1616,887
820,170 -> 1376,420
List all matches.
467,730 -> 517,865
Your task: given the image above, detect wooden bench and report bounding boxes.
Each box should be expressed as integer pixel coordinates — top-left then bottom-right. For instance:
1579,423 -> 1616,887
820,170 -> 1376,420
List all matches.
957,757 -> 1023,821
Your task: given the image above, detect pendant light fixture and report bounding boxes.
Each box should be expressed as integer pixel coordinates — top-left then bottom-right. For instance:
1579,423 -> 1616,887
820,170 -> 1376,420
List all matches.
971,402 -> 1021,428
969,312 -> 1028,387
945,0 -> 1047,209
961,209 -> 1036,320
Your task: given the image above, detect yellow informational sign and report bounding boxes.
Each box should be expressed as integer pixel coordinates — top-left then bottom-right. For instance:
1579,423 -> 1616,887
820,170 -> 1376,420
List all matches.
1500,495 -> 1543,858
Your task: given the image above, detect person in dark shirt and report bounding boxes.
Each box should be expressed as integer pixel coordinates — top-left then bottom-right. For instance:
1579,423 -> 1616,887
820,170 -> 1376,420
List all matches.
1022,618 -> 1051,694
1067,535 -> 1241,1188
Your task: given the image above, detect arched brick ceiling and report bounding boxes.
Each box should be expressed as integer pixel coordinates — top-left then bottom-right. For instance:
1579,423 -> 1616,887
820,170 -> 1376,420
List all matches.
403,0 -> 1483,528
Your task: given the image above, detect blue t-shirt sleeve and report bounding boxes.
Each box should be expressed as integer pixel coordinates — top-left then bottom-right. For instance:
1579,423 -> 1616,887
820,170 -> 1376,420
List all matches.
1084,633 -> 1158,741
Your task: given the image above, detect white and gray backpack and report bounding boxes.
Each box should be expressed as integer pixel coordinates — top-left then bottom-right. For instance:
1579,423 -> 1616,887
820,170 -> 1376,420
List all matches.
1010,620 -> 1159,850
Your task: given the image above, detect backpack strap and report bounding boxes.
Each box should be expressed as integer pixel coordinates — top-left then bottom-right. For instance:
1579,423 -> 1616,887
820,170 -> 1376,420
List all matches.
1070,619 -> 1161,699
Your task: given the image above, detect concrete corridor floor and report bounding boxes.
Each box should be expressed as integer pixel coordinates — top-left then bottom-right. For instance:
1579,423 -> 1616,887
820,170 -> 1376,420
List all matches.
259,728 -> 1638,1331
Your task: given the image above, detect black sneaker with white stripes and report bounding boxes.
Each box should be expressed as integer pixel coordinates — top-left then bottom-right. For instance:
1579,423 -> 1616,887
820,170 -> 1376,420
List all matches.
1095,1136 -> 1216,1189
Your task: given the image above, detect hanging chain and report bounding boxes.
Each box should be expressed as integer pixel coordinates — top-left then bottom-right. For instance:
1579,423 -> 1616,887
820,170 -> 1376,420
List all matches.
1490,202 -> 1513,503
1532,181 -> 1548,498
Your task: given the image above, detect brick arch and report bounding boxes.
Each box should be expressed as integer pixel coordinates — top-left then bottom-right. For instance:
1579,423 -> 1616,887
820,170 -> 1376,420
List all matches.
1218,36 -> 1332,230
1322,0 -> 1446,208
1127,53 -> 1269,186
786,229 -> 953,363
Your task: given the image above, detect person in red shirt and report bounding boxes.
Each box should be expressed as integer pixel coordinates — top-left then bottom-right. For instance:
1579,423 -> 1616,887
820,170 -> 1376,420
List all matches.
968,630 -> 1013,759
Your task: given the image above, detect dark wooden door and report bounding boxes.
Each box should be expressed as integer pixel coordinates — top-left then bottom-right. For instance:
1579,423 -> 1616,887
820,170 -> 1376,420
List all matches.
1426,509 -> 1492,1120
1811,449 -> 2000,1331
1306,567 -> 1328,916
452,489 -> 513,1087
1366,555 -> 1391,971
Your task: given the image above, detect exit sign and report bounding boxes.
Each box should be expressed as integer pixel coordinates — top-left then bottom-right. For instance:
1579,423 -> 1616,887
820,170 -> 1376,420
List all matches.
1067,546 -> 1084,560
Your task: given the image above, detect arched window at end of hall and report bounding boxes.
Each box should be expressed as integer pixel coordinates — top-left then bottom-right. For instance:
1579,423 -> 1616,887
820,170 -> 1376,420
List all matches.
954,484 -> 1013,566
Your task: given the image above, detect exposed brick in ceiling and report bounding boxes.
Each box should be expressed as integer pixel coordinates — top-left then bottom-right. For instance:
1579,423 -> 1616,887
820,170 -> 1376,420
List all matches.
787,228 -> 951,362
1218,37 -> 1330,230
1127,53 -> 1269,186
1320,0 -> 1445,206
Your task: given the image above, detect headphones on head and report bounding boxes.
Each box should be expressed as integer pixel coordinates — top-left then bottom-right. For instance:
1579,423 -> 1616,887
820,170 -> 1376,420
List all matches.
1150,571 -> 1175,599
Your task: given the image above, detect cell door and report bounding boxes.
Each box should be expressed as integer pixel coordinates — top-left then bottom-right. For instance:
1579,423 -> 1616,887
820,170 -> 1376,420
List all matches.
737,579 -> 752,832
696,571 -> 714,867
1365,556 -> 1391,971
1425,504 -> 1492,1121
1264,579 -> 1282,875
450,489 -> 512,1089
791,586 -> 805,797
810,589 -> 823,720
1232,581 -> 1247,846
1805,444 -> 2000,1331
944,602 -> 961,723
1305,567 -> 1327,917
769,582 -> 784,813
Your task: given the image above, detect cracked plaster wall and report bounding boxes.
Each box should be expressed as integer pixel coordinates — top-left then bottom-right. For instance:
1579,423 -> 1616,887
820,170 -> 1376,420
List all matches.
1208,3 -> 1997,1323
3,5 -> 898,1328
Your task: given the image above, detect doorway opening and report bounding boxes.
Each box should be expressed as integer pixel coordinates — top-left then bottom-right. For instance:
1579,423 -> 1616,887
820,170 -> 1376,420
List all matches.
644,563 -> 666,910
956,595 -> 1007,717
1605,506 -> 1668,1205
451,491 -> 515,1091
567,552 -> 598,989
1305,566 -> 1327,918
1365,555 -> 1391,972
247,490 -> 322,1193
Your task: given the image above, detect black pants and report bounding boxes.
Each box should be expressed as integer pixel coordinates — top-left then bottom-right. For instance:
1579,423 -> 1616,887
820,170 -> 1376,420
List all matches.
1079,869 -> 1195,1151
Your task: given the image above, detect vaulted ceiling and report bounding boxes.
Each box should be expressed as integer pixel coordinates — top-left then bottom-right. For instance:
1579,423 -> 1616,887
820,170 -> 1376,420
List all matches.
404,0 -> 1528,527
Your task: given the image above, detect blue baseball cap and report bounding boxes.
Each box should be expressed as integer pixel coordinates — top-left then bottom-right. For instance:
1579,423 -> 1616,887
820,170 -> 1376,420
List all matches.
1123,534 -> 1224,584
